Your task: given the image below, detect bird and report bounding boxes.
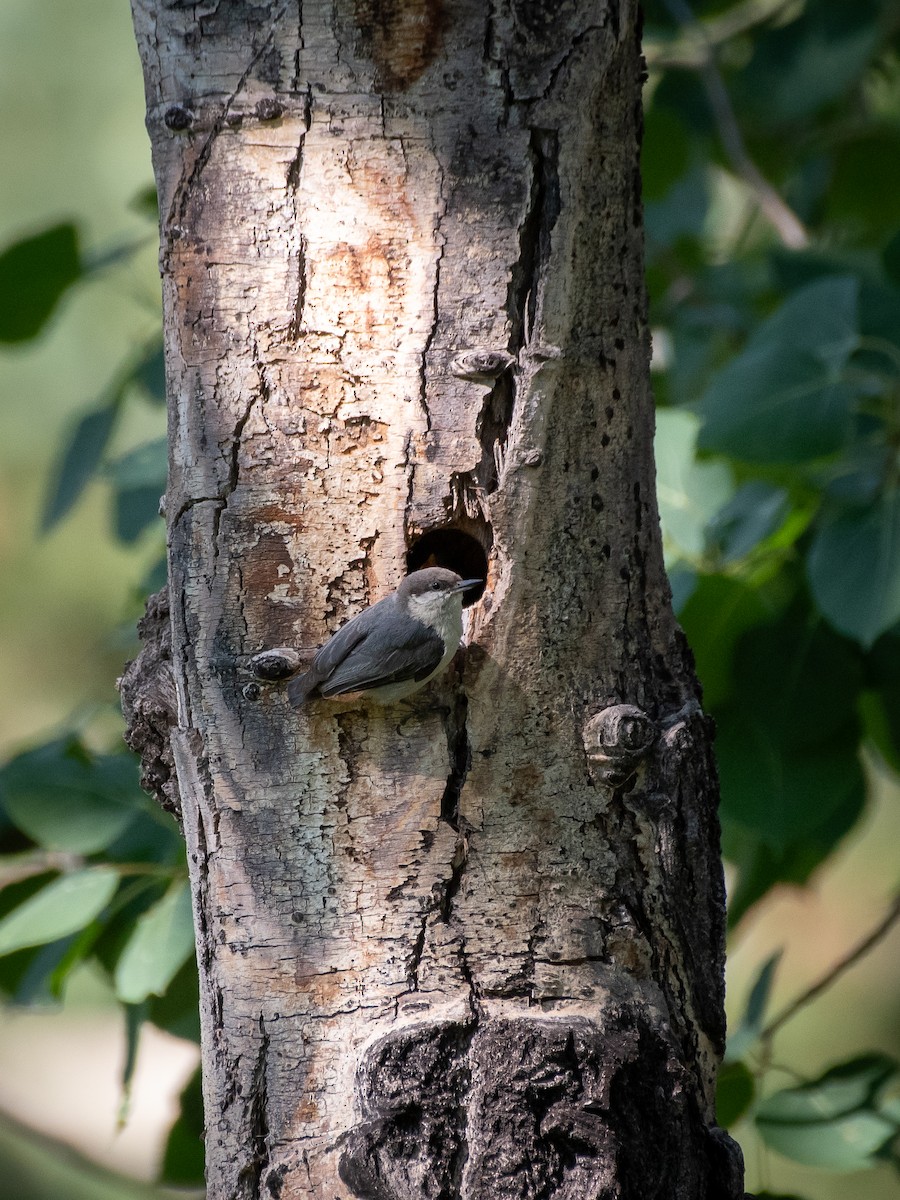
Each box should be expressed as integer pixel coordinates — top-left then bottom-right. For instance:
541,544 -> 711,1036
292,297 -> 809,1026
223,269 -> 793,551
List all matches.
287,567 -> 482,706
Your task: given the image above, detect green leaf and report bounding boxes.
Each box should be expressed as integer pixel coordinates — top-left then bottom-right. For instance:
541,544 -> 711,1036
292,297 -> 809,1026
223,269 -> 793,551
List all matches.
735,3 -> 880,125
139,554 -> 169,597
859,689 -> 900,773
0,874 -> 58,996
769,247 -> 880,295
47,919 -> 105,998
82,237 -> 152,275
807,490 -> 900,648
766,1056 -> 898,1122
706,483 -> 789,565
744,951 -> 781,1032
0,223 -> 82,343
679,575 -> 770,709
724,799 -> 864,927
858,281 -> 900,351
132,342 -> 166,404
716,1060 -> 755,1128
726,951 -> 781,1063
89,878 -> 170,976
728,612 -> 863,752
649,68 -> 715,141
699,277 -> 860,463
114,880 -> 195,1004
751,1193 -> 810,1200
822,446 -> 891,507
667,562 -> 697,615
883,231 -> 900,287
114,485 -> 164,543
642,105 -> 691,202
757,1056 -> 900,1170
718,718 -> 864,852
880,1084 -> 900,1124
859,632 -> 900,771
41,346 -> 167,534
41,403 -> 120,532
148,953 -> 201,1042
161,1067 -> 205,1185
8,937 -> 80,1004
655,408 -> 733,561
759,1107 -> 896,1170
645,164 -> 711,252
0,869 -> 119,956
0,739 -> 142,854
0,869 -> 96,1001
130,183 -> 159,221
121,1001 -> 148,1110
106,438 -> 167,490
828,131 -> 900,237
716,610 -> 865,863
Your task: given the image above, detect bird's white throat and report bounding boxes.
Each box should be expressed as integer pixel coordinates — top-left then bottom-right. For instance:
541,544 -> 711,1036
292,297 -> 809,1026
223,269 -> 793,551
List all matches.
406,590 -> 464,648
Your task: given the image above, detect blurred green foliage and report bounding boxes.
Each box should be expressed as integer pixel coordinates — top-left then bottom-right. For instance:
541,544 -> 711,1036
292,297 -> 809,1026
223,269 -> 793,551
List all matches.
644,0 -> 900,1186
0,1108 -> 197,1200
1,0 -> 899,1195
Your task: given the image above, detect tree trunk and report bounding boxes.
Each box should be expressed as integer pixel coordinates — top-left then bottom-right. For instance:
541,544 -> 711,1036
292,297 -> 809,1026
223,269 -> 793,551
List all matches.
127,1 -> 744,1196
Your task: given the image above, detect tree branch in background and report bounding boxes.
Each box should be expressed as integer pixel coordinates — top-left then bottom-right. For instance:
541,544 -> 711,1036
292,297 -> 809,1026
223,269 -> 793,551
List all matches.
762,895 -> 900,1041
646,0 -> 794,69
661,0 -> 809,249
0,851 -> 84,888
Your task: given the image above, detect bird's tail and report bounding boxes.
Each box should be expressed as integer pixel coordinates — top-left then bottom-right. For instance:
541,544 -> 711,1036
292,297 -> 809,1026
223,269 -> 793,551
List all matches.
287,671 -> 317,708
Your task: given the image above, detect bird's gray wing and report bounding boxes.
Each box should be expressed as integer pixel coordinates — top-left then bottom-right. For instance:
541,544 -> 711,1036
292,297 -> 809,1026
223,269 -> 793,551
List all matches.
287,603 -> 384,706
318,622 -> 445,696
310,603 -> 382,678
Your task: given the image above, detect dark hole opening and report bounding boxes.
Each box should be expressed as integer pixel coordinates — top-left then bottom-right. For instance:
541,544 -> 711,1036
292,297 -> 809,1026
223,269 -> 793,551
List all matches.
407,528 -> 488,606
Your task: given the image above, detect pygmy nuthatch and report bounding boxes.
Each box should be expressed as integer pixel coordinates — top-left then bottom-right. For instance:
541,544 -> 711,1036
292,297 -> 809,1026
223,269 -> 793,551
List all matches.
287,567 -> 482,706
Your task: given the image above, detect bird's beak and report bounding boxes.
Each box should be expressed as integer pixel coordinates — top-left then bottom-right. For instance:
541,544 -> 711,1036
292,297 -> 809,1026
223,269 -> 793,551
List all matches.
453,578 -> 483,594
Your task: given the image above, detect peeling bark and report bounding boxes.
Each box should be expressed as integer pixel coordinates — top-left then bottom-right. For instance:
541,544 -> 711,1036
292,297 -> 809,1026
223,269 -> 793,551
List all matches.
127,0 -> 744,1196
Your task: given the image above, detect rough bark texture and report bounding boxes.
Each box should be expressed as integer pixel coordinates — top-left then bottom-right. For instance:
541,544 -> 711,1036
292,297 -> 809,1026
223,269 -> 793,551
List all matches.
128,1 -> 744,1196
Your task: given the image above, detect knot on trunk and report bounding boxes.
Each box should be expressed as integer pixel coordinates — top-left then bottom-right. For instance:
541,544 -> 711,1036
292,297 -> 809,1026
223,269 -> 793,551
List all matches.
450,349 -> 515,382
248,647 -> 304,680
118,585 -> 180,818
583,704 -> 656,786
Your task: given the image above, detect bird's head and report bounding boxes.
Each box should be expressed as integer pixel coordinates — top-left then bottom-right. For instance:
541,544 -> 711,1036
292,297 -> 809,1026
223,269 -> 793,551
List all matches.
398,567 -> 482,622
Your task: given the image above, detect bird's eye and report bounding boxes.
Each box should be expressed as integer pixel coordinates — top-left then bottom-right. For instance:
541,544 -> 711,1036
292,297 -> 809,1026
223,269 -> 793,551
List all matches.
432,581 -> 442,590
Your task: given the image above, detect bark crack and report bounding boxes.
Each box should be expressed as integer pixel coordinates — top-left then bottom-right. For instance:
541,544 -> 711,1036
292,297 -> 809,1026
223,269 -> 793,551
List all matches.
402,429 -> 416,544
170,494 -> 225,530
286,100 -> 310,341
457,936 -> 481,1019
177,587 -> 195,724
523,911 -> 544,1003
438,828 -> 470,924
435,678 -> 475,931
227,386 -> 263,500
440,690 -> 470,829
475,369 -> 515,494
191,781 -> 217,982
507,127 -> 560,354
169,372 -> 261,559
542,25 -> 609,104
406,910 -> 429,992
241,1017 -> 271,1200
483,4 -> 515,123
288,231 -> 308,340
417,172 -> 445,435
